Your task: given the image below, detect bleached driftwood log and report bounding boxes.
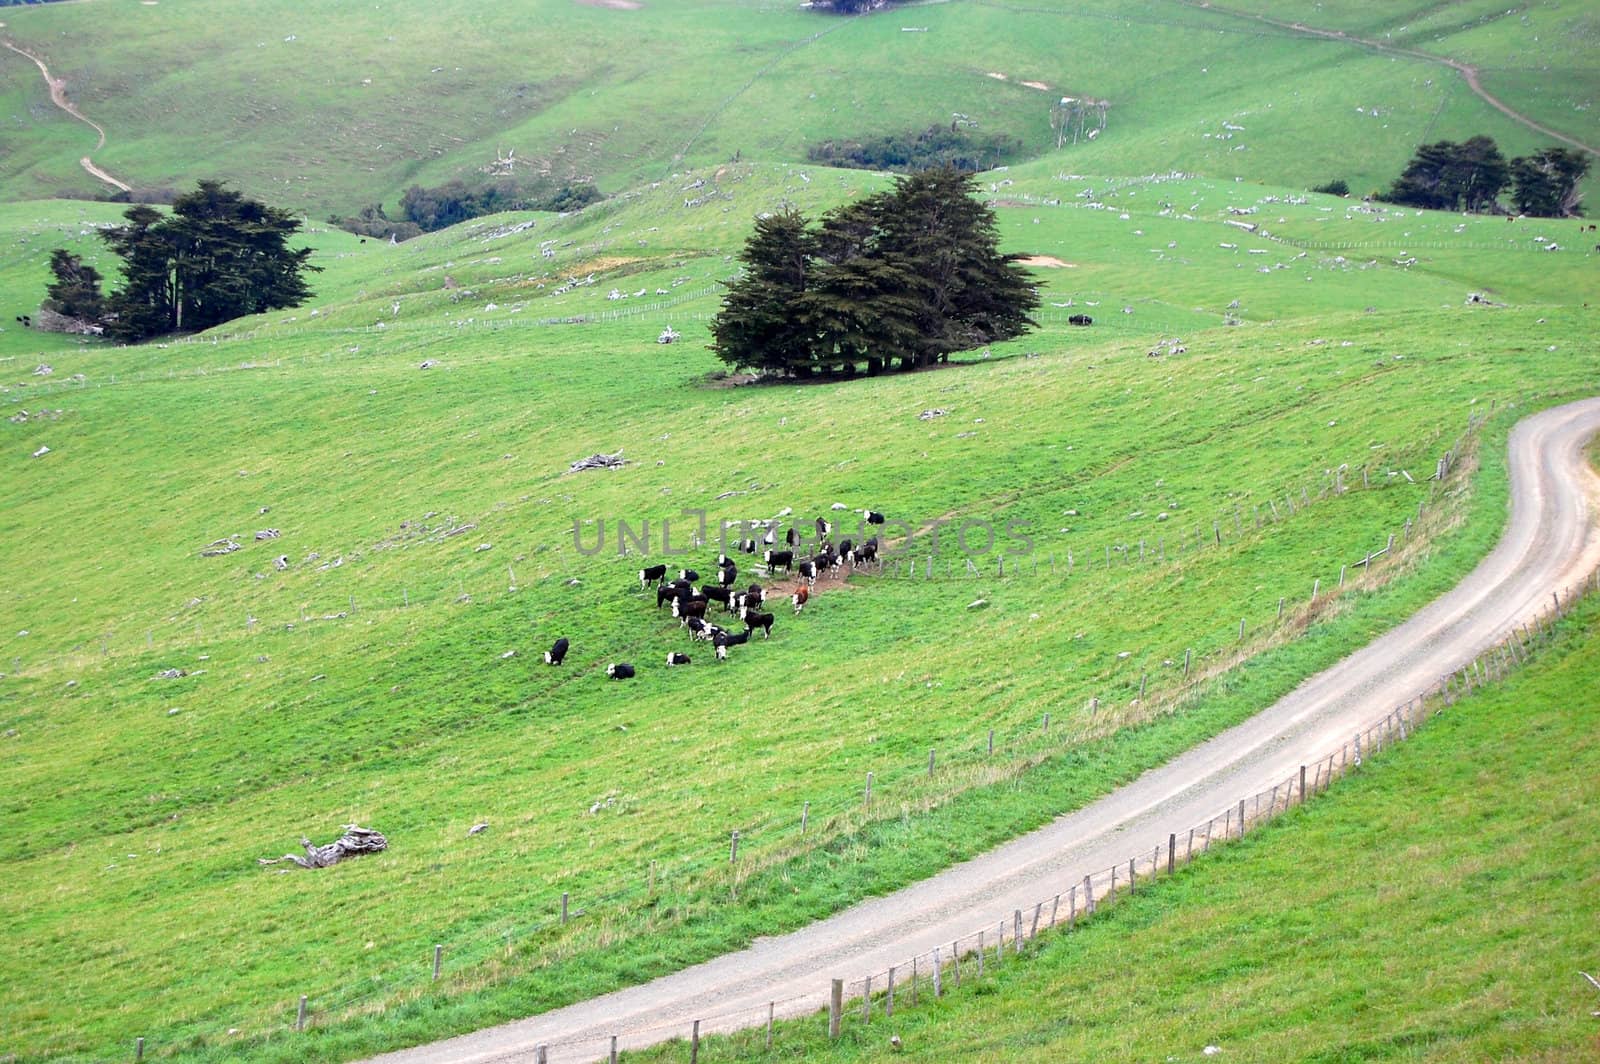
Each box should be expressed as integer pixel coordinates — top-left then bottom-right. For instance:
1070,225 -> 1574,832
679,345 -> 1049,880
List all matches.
258,825 -> 387,869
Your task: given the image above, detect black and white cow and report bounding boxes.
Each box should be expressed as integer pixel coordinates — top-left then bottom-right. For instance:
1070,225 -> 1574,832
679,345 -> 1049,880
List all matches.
797,559 -> 818,585
764,549 -> 793,573
1068,314 -> 1093,326
672,596 -> 708,622
544,637 -> 570,665
741,606 -> 775,639
864,510 -> 886,525
606,663 -> 635,680
679,569 -> 700,583
666,652 -> 691,666
717,562 -> 738,587
785,526 -> 801,548
639,563 -> 668,588
815,516 -> 831,540
713,628 -> 751,660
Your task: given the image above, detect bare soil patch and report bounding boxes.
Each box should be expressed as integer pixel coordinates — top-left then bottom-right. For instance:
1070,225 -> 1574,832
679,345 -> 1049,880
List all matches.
573,0 -> 643,8
1017,255 -> 1076,268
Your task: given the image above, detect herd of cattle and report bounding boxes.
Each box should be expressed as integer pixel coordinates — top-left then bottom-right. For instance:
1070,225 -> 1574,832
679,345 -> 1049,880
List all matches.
540,511 -> 888,677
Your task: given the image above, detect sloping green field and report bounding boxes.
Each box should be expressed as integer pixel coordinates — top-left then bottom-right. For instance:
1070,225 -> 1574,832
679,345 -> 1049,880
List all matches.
2,157 -> 1596,1060
0,0 -> 1594,216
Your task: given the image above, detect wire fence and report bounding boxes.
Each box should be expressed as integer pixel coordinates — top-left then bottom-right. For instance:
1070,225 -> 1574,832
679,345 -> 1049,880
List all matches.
100,413 -> 1517,1058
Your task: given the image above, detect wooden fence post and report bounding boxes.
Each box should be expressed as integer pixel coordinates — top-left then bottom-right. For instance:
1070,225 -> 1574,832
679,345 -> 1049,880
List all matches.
1238,799 -> 1246,837
886,967 -> 896,1018
1300,765 -> 1307,804
433,943 -> 443,980
1168,832 -> 1176,875
730,830 -> 739,862
135,1037 -> 144,1061
1084,873 -> 1095,913
801,801 -> 809,834
296,995 -> 308,1032
691,1019 -> 701,1064
933,947 -> 943,998
829,978 -> 843,1038
611,1034 -> 619,1064
863,976 -> 872,1023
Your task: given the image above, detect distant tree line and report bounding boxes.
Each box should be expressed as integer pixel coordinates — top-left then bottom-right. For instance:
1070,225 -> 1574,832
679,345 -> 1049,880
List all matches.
43,180 -> 318,342
330,178 -> 603,241
808,0 -> 901,12
710,168 -> 1038,378
1380,136 -> 1590,217
807,124 -> 1022,174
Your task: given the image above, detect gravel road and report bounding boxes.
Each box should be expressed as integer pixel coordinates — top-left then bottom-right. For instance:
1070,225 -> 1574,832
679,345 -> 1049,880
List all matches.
366,398 -> 1600,1064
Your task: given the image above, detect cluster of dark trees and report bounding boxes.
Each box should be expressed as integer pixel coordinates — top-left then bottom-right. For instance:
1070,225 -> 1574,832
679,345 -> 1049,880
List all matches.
809,0 -> 900,12
331,178 -> 603,240
807,124 -> 1022,174
710,167 -> 1038,378
1381,136 -> 1590,216
44,180 -> 318,342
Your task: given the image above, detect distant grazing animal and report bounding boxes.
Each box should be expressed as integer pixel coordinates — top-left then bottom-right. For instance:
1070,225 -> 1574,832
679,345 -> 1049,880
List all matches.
657,583 -> 687,608
764,549 -> 793,573
797,559 -> 818,585
785,526 -> 801,548
837,538 -> 854,561
639,563 -> 668,587
1068,314 -> 1093,326
679,569 -> 700,583
747,583 -> 766,603
736,538 -> 759,554
666,652 -> 691,666
741,607 -> 776,639
815,517 -> 831,540
864,510 -> 886,525
606,663 -> 635,680
544,637 -> 570,665
700,585 -> 733,608
762,526 -> 778,546
851,538 -> 879,566
792,586 -> 809,614
717,562 -> 738,587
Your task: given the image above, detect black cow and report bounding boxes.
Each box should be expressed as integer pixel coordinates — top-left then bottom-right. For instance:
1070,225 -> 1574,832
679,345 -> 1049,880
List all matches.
837,538 -> 854,561
1068,314 -> 1093,326
544,637 -> 570,665
764,549 -> 793,573
785,526 -> 801,548
639,564 -> 668,588
657,583 -> 688,608
666,652 -> 691,666
741,606 -> 775,639
700,585 -> 733,608
864,510 -> 886,525
717,563 -> 738,587
606,663 -> 635,680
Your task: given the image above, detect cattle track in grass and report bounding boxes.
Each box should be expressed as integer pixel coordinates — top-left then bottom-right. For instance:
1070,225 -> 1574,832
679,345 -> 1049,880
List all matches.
363,397 -> 1600,1064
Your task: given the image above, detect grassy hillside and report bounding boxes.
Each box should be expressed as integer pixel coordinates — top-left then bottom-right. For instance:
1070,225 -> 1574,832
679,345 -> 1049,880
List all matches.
2,155 -> 1597,1060
0,0 -> 1593,218
630,590 -> 1600,1063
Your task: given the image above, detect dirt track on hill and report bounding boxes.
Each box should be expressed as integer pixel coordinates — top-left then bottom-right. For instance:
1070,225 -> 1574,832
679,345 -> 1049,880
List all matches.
1,38 -> 132,191
364,398 -> 1600,1063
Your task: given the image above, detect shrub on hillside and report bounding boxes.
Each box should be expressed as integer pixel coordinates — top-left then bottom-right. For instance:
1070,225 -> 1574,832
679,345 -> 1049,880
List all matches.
807,125 -> 1022,174
396,178 -> 605,235
1310,179 -> 1349,197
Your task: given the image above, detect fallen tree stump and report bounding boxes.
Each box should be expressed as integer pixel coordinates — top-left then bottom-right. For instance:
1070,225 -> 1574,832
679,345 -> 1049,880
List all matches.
258,825 -> 387,869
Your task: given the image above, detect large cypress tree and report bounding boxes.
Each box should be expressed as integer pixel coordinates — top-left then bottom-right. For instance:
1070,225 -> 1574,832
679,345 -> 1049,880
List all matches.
710,168 -> 1037,378
93,180 -> 318,342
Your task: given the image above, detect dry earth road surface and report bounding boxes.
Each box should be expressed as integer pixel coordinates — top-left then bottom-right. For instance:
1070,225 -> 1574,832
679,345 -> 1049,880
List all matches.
367,397 -> 1600,1064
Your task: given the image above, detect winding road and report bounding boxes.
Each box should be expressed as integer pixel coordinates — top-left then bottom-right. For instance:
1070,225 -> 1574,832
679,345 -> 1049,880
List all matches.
367,397 -> 1600,1063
